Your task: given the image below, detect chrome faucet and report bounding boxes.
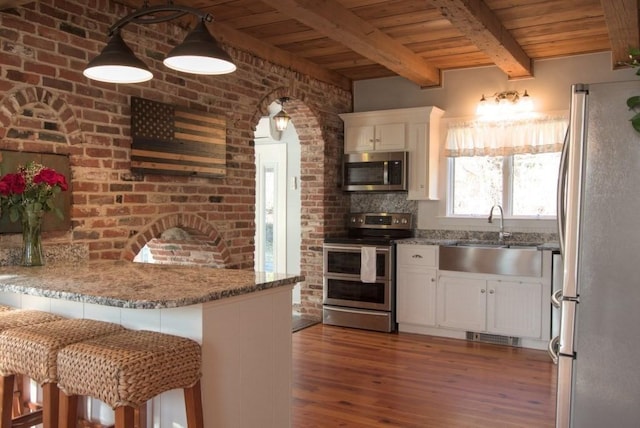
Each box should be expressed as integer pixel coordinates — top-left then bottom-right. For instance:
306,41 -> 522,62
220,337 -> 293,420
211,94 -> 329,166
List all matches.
488,204 -> 511,242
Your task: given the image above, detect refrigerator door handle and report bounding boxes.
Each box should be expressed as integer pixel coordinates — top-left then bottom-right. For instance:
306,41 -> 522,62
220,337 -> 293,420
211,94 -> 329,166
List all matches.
559,299 -> 577,356
548,336 -> 560,364
557,128 -> 570,257
556,355 -> 575,428
551,289 -> 563,308
561,84 -> 588,299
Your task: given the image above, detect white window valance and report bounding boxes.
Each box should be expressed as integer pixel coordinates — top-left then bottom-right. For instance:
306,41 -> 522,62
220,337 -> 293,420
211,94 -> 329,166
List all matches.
445,116 -> 568,157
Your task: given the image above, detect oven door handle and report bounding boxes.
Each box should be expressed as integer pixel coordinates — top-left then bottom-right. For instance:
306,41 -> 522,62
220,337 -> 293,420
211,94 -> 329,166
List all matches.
324,306 -> 390,317
323,244 -> 390,253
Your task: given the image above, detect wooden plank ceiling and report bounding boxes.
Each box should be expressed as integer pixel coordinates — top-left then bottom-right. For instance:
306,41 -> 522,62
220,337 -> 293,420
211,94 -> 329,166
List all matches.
3,0 -> 638,90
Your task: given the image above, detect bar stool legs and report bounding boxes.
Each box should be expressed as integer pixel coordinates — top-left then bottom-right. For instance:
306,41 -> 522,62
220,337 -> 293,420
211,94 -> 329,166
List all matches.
0,376 -> 12,428
184,380 -> 204,428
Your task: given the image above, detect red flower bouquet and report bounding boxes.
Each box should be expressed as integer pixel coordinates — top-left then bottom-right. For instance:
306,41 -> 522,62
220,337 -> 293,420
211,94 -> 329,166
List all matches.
0,161 -> 68,222
0,161 -> 68,266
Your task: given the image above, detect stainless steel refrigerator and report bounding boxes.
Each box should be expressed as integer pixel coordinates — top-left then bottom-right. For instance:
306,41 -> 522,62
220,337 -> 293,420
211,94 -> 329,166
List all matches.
554,80 -> 640,427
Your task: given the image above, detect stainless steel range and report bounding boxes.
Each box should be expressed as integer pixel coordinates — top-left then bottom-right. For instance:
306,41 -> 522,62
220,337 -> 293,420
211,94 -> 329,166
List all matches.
322,212 -> 412,332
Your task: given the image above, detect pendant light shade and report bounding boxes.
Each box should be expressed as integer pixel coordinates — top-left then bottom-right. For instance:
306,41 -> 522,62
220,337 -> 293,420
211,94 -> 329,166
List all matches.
83,4 -> 236,84
83,32 -> 153,84
163,21 -> 237,75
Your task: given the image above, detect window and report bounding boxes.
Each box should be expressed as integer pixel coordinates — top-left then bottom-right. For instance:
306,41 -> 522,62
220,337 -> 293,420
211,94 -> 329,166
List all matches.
445,116 -> 567,218
450,152 -> 560,217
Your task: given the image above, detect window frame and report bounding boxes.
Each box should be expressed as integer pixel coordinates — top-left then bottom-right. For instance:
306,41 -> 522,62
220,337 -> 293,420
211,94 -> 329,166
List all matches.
446,154 -> 558,220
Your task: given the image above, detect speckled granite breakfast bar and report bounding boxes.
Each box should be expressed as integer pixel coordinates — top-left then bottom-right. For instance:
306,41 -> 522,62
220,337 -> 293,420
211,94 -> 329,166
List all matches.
0,261 -> 304,309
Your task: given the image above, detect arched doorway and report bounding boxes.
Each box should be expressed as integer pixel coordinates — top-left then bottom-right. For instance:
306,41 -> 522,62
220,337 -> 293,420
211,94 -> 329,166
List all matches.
252,89 -> 350,322
254,100 -> 302,306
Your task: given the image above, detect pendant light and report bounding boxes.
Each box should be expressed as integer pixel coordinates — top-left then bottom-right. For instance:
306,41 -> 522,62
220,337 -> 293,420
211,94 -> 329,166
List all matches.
84,3 -> 236,84
83,31 -> 153,84
274,97 -> 291,131
164,21 -> 236,75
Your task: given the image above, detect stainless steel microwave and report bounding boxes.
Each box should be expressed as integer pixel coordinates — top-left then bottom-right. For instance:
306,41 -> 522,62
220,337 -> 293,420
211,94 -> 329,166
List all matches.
342,151 -> 408,192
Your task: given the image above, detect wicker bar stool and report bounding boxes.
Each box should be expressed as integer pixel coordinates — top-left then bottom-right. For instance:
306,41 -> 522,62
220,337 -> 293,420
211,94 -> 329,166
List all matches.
57,330 -> 203,428
0,310 -> 66,428
0,318 -> 127,428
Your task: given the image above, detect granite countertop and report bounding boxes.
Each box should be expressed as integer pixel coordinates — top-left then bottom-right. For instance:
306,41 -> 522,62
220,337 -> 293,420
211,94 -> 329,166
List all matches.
0,261 -> 304,309
395,238 -> 458,246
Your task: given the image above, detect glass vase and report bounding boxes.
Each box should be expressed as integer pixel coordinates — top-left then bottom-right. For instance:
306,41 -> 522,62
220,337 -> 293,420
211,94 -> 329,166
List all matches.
20,206 -> 45,267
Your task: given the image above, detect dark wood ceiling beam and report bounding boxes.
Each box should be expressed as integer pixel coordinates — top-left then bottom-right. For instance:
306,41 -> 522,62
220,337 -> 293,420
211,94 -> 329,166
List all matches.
0,0 -> 31,10
260,0 -> 442,87
209,21 -> 353,91
429,0 -> 533,79
600,0 -> 640,68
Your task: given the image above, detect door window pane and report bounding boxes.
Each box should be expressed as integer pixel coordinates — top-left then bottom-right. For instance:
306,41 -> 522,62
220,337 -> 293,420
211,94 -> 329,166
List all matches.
263,167 -> 275,272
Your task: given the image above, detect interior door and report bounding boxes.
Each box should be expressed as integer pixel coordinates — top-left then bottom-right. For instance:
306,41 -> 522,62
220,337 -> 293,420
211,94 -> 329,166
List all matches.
255,142 -> 287,273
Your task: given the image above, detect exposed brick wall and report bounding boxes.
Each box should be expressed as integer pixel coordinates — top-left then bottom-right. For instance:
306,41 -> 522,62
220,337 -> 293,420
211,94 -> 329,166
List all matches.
0,0 -> 352,318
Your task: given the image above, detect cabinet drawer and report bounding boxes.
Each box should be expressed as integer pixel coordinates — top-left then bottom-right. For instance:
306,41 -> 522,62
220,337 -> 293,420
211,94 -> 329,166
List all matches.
397,245 -> 437,267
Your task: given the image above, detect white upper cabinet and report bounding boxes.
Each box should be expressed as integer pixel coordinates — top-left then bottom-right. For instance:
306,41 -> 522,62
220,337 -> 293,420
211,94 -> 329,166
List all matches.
341,115 -> 407,153
339,106 -> 443,200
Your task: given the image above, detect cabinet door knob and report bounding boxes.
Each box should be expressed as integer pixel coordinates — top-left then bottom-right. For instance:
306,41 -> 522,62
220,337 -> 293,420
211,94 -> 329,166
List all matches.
412,254 -> 423,259
430,277 -> 435,282
481,289 -> 486,294
489,289 -> 495,294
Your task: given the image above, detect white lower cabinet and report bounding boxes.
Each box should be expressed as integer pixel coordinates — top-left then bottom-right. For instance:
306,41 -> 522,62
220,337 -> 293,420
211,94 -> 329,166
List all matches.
486,279 -> 543,338
396,244 -> 438,330
437,273 -> 544,339
397,266 -> 437,327
436,275 -> 486,331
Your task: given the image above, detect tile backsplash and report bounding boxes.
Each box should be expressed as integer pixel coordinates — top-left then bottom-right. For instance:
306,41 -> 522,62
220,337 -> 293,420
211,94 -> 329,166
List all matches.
350,193 -> 418,216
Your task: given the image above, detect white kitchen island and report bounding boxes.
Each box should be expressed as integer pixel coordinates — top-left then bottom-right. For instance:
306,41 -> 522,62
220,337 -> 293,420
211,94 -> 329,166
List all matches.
0,261 -> 303,428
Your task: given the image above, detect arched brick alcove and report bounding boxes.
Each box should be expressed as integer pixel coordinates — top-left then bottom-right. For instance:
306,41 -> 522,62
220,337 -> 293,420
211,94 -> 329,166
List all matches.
0,86 -> 83,151
122,213 -> 231,267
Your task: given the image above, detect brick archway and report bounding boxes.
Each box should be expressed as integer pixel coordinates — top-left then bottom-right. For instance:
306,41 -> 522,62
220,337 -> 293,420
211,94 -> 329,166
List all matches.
253,88 -> 350,319
121,213 -> 231,267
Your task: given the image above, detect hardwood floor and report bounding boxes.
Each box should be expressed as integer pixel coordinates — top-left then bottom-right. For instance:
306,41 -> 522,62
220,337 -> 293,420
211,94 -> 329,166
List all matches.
292,324 -> 557,427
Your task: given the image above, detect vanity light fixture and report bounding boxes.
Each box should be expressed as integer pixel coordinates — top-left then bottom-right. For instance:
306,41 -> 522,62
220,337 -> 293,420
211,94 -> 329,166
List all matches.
84,2 -> 236,84
273,97 -> 291,131
476,90 -> 534,119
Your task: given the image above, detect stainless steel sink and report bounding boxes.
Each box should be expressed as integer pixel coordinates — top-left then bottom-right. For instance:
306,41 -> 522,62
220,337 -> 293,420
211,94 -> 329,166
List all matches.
439,244 -> 542,277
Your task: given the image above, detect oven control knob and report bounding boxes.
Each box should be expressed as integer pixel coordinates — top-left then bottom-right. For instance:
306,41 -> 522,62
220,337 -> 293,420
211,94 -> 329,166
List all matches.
401,218 -> 408,224
350,217 -> 357,223
393,219 -> 399,224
